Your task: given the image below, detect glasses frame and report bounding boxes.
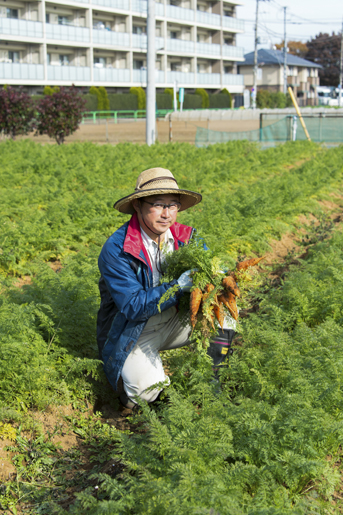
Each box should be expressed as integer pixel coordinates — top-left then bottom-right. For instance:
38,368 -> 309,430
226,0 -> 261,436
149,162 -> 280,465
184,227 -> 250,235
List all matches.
142,200 -> 182,212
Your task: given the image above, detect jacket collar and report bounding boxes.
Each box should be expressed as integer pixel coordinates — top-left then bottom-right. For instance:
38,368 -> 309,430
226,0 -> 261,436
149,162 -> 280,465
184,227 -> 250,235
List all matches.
123,213 -> 193,270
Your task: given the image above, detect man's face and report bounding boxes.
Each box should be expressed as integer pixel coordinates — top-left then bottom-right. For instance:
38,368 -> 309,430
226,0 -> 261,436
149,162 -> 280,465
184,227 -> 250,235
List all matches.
133,194 -> 180,238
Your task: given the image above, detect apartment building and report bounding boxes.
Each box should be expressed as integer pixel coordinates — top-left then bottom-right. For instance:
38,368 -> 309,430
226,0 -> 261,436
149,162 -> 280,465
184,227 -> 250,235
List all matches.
0,0 -> 245,94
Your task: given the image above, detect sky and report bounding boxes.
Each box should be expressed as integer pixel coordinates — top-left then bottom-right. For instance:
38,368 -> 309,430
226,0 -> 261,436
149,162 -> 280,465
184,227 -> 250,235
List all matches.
235,0 -> 342,55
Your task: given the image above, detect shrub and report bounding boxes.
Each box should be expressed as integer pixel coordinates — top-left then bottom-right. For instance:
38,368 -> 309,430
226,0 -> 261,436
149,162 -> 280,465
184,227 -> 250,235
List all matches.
108,94 -> 137,111
184,94 -> 202,109
43,86 -> 60,96
221,88 -> 232,108
209,93 -> 231,109
164,88 -> 178,109
0,86 -> 35,139
256,90 -> 291,109
256,89 -> 271,108
130,87 -> 146,110
83,93 -> 98,112
156,93 -> 172,110
98,86 -> 109,111
195,88 -> 210,108
35,86 -> 85,145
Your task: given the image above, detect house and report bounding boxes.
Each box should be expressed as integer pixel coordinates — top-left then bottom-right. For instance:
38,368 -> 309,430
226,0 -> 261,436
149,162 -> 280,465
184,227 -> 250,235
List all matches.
238,48 -> 321,105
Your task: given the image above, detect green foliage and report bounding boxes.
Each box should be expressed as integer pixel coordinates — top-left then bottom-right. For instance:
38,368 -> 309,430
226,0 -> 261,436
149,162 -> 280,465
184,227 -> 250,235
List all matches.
130,86 -> 146,110
209,93 -> 231,109
98,86 -> 110,111
221,88 -> 233,107
108,93 -> 138,111
256,89 -> 292,109
183,93 -> 202,109
195,87 -> 210,108
43,86 -> 60,96
83,93 -> 98,111
156,93 -> 172,110
0,86 -> 36,139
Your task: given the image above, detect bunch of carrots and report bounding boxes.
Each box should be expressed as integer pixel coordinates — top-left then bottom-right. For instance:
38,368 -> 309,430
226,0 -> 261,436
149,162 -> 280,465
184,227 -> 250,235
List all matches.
190,256 -> 264,330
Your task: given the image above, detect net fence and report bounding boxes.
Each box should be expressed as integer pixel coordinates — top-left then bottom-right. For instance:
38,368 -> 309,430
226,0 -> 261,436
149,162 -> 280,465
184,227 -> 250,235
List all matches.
195,115 -> 343,147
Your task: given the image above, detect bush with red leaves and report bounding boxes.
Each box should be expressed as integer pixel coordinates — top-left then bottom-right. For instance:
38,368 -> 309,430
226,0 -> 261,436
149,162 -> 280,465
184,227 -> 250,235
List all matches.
0,86 -> 36,139
36,86 -> 85,145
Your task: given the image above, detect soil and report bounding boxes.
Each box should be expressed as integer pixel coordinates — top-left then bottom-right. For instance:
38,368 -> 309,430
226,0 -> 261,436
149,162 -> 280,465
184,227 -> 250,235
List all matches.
18,118 -> 260,146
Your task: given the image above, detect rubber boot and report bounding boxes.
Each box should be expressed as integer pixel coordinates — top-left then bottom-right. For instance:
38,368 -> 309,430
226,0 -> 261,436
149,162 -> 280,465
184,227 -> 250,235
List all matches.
207,328 -> 235,378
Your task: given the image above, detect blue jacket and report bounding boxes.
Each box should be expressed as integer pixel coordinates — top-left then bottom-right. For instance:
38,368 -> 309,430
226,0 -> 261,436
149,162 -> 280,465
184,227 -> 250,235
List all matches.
97,212 -> 194,390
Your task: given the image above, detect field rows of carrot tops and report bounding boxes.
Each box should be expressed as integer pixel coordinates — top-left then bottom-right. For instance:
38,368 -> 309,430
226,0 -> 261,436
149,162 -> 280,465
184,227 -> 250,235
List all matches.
1,139 -> 343,514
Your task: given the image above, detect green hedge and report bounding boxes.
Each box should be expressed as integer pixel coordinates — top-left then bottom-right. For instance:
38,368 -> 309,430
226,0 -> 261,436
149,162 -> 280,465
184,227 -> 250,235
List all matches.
209,93 -> 231,109
184,94 -> 202,110
108,94 -> 138,111
256,90 -> 293,109
84,94 -> 98,111
130,87 -> 146,110
156,93 -> 172,110
195,88 -> 210,108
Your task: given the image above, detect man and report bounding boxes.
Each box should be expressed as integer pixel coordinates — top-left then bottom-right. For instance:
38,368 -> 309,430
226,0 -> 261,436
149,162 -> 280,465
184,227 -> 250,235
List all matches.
97,168 -> 234,409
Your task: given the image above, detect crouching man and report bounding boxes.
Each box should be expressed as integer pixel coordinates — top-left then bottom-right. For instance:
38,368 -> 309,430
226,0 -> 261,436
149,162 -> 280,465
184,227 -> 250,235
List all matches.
97,168 -> 234,409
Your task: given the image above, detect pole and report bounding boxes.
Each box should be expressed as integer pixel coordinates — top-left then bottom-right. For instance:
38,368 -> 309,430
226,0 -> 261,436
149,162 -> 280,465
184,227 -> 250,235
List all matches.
339,20 -> 343,108
252,0 -> 259,109
146,0 -> 156,146
288,86 -> 311,141
169,113 -> 172,142
283,7 -> 287,95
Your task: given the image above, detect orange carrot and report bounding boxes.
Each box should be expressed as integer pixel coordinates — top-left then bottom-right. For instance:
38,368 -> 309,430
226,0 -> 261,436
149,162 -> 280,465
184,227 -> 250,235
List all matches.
213,299 -> 225,329
222,275 -> 240,297
236,256 -> 265,272
218,291 -> 238,321
190,287 -> 202,328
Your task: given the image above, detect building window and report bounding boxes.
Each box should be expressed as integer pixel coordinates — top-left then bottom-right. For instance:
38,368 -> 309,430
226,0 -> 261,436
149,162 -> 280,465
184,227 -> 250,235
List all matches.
133,59 -> 144,69
94,57 -> 106,68
133,26 -> 146,35
7,8 -> 18,19
46,13 -> 50,23
59,54 -> 69,66
47,53 -> 51,64
171,62 -> 181,71
170,31 -> 178,39
8,51 -> 20,63
58,16 -> 70,26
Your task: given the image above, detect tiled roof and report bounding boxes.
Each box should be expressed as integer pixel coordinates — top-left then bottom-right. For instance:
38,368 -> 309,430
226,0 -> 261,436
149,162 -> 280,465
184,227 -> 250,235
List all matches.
241,48 -> 322,68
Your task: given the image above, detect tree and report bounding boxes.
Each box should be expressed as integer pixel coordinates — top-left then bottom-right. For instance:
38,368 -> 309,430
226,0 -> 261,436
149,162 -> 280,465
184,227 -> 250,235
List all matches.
275,40 -> 308,59
35,86 -> 85,145
130,87 -> 146,110
305,32 -> 341,86
0,86 -> 35,139
43,86 -> 60,95
221,88 -> 232,108
195,88 -> 210,108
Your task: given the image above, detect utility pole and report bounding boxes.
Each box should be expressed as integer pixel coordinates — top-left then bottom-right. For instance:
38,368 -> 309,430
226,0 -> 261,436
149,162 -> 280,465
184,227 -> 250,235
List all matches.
252,0 -> 259,109
283,7 -> 287,95
146,0 -> 156,145
339,19 -> 343,108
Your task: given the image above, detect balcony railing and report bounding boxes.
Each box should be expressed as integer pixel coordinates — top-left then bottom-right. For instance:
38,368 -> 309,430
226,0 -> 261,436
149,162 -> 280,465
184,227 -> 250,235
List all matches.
46,23 -> 90,43
196,42 -> 220,57
93,29 -> 130,46
196,10 -> 220,27
94,67 -> 130,82
166,5 -> 195,22
0,62 -> 44,80
132,34 -> 164,50
92,0 -> 126,8
0,18 -> 43,38
222,73 -> 244,86
222,45 -> 244,59
132,68 -> 165,83
197,72 -> 221,85
47,65 -> 91,81
167,38 -> 195,54
223,16 -> 244,32
167,71 -> 195,84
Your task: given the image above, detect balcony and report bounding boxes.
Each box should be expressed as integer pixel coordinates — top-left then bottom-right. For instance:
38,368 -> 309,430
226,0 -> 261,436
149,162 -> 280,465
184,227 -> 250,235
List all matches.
222,45 -> 244,59
197,72 -> 220,85
46,23 -> 90,43
196,10 -> 220,27
133,68 -> 165,83
91,0 -> 127,8
0,18 -> 43,38
167,71 -> 195,84
47,65 -> 91,81
93,29 -> 130,47
222,73 -> 244,86
166,5 -> 195,22
132,34 -> 164,50
222,16 -> 244,32
196,42 -> 220,57
0,62 -> 44,81
94,67 -> 130,82
167,38 -> 195,54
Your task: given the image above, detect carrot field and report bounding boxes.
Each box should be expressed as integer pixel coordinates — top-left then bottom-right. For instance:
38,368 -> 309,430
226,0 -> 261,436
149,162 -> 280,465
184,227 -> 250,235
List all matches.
1,139 -> 343,514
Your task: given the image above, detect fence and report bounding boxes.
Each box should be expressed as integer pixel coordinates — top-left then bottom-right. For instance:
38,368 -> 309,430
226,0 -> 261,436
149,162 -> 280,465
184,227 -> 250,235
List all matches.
82,109 -> 173,123
195,114 -> 343,146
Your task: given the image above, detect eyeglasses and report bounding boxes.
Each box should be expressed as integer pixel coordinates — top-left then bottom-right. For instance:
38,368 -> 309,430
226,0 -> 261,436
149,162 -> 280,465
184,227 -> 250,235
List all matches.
142,200 -> 181,213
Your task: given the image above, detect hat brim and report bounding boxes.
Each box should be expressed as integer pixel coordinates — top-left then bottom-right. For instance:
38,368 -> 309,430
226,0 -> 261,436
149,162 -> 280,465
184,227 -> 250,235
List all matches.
113,188 -> 202,214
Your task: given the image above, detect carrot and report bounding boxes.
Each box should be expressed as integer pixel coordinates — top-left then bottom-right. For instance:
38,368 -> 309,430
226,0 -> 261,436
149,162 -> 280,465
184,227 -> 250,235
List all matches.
213,299 -> 225,329
202,284 -> 216,331
190,287 -> 202,328
218,291 -> 238,321
222,275 -> 240,297
236,256 -> 265,272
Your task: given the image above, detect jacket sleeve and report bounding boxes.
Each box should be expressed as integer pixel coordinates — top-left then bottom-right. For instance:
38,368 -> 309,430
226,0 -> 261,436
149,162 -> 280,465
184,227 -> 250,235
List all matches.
98,250 -> 182,323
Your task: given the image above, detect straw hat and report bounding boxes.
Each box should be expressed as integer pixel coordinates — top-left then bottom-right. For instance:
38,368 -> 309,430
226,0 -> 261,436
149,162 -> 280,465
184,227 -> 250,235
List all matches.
113,167 -> 202,214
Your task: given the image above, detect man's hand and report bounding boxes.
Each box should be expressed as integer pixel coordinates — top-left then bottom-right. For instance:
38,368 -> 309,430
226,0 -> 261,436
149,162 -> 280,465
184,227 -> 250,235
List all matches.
177,269 -> 195,292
